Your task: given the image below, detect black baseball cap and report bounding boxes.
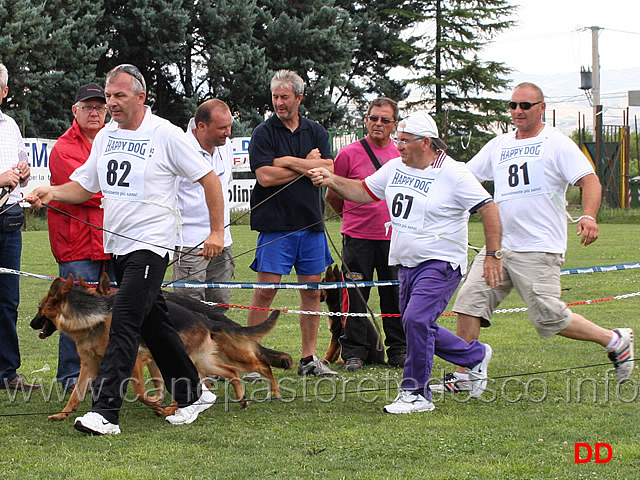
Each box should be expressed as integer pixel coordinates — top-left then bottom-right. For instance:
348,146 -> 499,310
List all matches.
75,83 -> 106,103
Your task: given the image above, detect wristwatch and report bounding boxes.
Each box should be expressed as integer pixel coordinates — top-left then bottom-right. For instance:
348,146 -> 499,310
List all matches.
486,249 -> 503,260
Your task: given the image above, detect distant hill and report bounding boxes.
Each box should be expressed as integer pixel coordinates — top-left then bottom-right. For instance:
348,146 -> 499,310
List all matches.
512,68 -> 640,134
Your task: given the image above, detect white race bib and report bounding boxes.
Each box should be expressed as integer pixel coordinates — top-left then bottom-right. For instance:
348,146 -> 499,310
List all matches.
493,140 -> 548,202
98,134 -> 151,201
385,169 -> 434,233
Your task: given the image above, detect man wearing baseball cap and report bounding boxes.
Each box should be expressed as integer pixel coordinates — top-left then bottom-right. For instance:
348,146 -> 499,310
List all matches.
47,83 -> 114,393
308,110 -> 503,414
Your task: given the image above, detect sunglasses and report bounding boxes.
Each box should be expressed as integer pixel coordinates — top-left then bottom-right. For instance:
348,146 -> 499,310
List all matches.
367,115 -> 396,124
509,101 -> 542,110
115,64 -> 146,91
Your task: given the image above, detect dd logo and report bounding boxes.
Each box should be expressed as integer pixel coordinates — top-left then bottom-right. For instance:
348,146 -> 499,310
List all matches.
574,443 -> 612,463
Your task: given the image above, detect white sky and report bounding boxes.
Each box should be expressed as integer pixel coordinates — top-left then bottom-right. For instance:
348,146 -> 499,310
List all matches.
483,0 -> 640,76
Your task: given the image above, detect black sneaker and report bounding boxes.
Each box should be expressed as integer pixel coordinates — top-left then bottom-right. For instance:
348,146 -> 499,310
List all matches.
387,353 -> 407,368
343,357 -> 364,372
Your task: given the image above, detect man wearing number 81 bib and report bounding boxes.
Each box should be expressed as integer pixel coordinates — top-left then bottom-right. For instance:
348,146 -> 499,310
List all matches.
432,82 -> 634,395
308,110 -> 503,414
27,64 -> 225,434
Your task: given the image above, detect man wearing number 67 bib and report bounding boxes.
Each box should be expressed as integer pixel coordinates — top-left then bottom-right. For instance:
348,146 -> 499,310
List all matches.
308,110 -> 503,414
27,64 -> 224,434
432,82 -> 634,395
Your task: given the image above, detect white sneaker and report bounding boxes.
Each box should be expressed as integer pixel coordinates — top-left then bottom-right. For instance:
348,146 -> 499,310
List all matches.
430,372 -> 471,394
383,391 -> 435,414
242,372 -> 263,382
466,343 -> 492,398
74,412 -> 121,436
297,355 -> 339,377
609,328 -> 635,383
166,385 -> 217,425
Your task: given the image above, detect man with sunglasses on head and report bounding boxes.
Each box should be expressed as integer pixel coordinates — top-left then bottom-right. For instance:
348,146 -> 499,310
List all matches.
432,82 -> 634,395
47,83 -> 115,394
325,97 -> 407,371
27,64 -> 225,435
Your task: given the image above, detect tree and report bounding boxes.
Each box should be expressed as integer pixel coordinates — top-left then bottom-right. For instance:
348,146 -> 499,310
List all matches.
0,0 -> 106,137
97,0 -> 192,126
409,0 -> 516,161
187,0 -> 271,133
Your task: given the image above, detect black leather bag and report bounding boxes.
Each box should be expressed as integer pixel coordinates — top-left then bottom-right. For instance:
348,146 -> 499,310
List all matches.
0,203 -> 25,232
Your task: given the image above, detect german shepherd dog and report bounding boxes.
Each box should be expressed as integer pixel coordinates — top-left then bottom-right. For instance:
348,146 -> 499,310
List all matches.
320,264 -> 384,365
31,273 -> 293,421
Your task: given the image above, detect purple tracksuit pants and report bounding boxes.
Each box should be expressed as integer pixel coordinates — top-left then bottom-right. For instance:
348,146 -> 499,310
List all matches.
399,260 -> 486,399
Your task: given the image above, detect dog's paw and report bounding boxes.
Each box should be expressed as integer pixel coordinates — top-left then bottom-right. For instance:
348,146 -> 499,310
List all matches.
47,412 -> 70,422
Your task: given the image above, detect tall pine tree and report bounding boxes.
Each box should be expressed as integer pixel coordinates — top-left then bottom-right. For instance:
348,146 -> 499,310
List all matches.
410,0 -> 516,161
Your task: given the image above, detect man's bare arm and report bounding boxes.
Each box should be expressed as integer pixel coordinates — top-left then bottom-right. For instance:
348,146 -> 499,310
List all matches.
25,181 -> 94,209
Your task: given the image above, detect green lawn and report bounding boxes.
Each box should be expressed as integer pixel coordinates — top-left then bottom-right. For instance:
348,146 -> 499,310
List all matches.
2,221 -> 639,479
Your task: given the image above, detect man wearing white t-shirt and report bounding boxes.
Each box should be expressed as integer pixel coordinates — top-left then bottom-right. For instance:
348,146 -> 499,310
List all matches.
173,99 -> 234,313
433,82 -> 634,394
309,110 -> 503,414
27,64 -> 224,435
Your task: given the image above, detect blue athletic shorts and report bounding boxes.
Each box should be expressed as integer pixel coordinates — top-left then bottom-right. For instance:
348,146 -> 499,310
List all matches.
250,230 -> 333,276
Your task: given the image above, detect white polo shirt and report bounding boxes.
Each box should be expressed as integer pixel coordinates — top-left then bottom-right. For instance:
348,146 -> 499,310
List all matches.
0,110 -> 29,203
71,106 -> 213,258
176,118 -> 233,248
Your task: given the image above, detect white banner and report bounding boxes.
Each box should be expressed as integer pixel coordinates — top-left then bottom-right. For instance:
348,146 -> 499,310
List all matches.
22,136 -> 256,210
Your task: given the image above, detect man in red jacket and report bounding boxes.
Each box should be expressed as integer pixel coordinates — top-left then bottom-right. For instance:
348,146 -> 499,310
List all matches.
47,84 -> 114,392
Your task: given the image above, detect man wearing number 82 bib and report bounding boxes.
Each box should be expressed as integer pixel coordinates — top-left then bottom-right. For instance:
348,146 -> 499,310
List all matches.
27,64 -> 225,434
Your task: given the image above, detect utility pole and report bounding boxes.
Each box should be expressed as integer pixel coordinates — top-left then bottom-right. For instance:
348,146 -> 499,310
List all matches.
590,26 -> 603,130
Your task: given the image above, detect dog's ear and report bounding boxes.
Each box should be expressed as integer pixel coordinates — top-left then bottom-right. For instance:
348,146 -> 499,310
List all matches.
332,264 -> 341,280
61,274 -> 75,294
97,272 -> 112,295
48,277 -> 65,296
77,274 -> 89,290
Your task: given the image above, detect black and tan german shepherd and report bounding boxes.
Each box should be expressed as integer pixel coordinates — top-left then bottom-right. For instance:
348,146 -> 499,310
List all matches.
31,273 -> 293,421
320,264 -> 384,365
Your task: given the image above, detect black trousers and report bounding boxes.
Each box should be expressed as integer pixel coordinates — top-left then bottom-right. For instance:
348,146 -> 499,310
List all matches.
92,250 -> 200,424
339,236 -> 406,362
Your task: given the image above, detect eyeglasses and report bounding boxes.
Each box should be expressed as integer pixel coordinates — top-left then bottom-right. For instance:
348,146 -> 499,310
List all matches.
114,64 -> 146,91
395,136 -> 424,147
76,105 -> 107,114
509,101 -> 542,110
367,115 -> 396,125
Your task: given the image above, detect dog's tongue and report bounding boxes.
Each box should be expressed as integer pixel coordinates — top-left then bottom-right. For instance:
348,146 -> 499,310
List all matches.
39,328 -> 47,339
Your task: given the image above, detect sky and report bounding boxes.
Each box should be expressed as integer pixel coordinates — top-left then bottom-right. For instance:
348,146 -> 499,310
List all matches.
479,0 -> 640,129
483,0 -> 640,77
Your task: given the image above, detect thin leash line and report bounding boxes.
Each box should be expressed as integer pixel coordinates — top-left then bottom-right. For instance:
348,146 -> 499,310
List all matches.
164,198 -> 367,289
0,200 -> 21,216
323,218 -> 385,352
43,204 -> 186,256
166,173 -> 308,270
1,359 -> 635,418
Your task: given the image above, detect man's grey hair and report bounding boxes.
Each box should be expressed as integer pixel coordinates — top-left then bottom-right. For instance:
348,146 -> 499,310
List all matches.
106,64 -> 147,95
271,70 -> 305,97
0,63 -> 8,90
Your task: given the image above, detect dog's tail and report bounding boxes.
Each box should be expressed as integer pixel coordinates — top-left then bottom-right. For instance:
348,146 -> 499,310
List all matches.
241,310 -> 280,341
258,346 -> 294,370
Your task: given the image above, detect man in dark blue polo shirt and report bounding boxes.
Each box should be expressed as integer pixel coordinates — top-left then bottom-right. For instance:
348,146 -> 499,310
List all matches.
247,69 -> 338,377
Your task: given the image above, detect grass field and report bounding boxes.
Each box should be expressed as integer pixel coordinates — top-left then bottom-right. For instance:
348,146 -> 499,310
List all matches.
2,221 -> 640,479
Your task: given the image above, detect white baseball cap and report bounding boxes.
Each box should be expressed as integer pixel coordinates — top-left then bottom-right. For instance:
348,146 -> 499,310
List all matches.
397,110 -> 439,138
